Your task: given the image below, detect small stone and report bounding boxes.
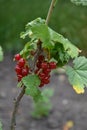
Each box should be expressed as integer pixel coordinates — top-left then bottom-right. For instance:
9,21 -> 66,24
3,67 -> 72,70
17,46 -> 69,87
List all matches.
62,99 -> 68,105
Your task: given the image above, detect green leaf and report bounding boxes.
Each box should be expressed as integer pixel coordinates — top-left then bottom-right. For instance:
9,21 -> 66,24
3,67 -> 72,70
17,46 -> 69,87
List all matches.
70,0 -> 87,6
66,56 -> 87,94
22,74 -> 41,100
20,42 -> 34,59
20,17 -> 79,55
0,46 -> 3,61
0,121 -> 2,130
20,18 -> 54,49
49,28 -> 79,58
50,44 -> 70,66
17,81 -> 22,88
32,88 -> 53,118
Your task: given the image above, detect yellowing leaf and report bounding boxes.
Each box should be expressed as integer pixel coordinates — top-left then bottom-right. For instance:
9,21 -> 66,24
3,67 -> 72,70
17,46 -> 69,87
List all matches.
73,84 -> 85,94
66,56 -> 87,94
63,120 -> 74,130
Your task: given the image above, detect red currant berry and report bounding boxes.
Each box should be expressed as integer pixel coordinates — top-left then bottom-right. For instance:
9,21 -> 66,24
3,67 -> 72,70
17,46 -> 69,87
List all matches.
41,62 -> 48,69
38,55 -> 44,61
25,65 -> 29,72
22,68 -> 28,76
49,62 -> 57,69
43,68 -> 51,75
39,72 -> 45,79
15,65 -> 22,74
17,75 -> 23,82
36,62 -> 41,68
18,58 -> 25,68
43,79 -> 50,84
39,82 -> 44,87
14,54 -> 21,61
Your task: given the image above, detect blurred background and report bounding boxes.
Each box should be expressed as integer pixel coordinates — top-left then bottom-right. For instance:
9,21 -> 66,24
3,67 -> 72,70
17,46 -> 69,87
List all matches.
0,0 -> 87,54
0,1 -> 87,130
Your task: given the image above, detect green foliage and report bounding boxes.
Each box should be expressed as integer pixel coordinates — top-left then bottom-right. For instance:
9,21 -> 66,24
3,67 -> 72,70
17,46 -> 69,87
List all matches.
20,17 -> 79,61
66,56 -> 87,94
70,0 -> 87,6
20,18 -> 53,49
0,46 -> 3,61
0,0 -> 87,52
20,42 -> 35,59
50,44 -> 70,66
32,88 -> 54,118
0,121 -> 2,130
22,74 -> 41,101
49,28 -> 79,58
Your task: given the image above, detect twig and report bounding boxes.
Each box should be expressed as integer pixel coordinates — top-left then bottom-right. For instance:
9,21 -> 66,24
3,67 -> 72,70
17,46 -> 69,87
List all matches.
10,86 -> 25,130
46,0 -> 57,25
32,39 -> 42,71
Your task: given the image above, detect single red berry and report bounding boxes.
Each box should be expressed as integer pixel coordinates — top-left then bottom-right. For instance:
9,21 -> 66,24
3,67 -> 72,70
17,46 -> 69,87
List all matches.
43,79 -> 50,84
15,65 -> 22,74
18,58 -> 26,68
22,68 -> 29,76
36,62 -> 41,68
14,54 -> 21,61
38,55 -> 44,61
39,82 -> 44,88
25,65 -> 29,72
39,72 -> 45,79
41,62 -> 48,69
17,75 -> 23,82
43,68 -> 51,75
49,62 -> 57,69
44,76 -> 50,81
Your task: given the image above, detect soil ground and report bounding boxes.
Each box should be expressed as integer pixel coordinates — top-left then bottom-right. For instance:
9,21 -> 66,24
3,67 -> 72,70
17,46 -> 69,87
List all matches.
0,54 -> 87,130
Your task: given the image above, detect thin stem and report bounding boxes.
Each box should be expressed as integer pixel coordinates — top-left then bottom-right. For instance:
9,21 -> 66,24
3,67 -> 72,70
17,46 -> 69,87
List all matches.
32,39 -> 42,71
10,86 -> 25,130
46,0 -> 57,25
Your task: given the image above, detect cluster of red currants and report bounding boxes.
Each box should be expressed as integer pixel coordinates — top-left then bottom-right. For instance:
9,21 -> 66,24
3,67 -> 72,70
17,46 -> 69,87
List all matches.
35,55 -> 57,87
14,54 -> 57,87
14,54 -> 29,82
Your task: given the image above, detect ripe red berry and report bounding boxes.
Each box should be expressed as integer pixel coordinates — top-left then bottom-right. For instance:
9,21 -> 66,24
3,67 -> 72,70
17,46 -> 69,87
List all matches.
15,65 -> 22,74
14,54 -> 21,61
22,68 -> 29,76
25,65 -> 29,72
39,82 -> 44,87
49,62 -> 57,69
17,75 -> 23,82
38,55 -> 44,61
18,58 -> 25,68
43,68 -> 51,75
43,79 -> 50,84
39,72 -> 45,79
36,62 -> 41,68
41,62 -> 48,69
